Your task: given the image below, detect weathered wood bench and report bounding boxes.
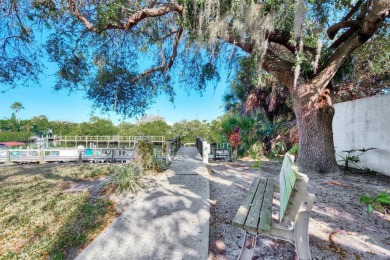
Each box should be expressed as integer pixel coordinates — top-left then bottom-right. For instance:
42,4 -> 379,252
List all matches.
233,153 -> 315,260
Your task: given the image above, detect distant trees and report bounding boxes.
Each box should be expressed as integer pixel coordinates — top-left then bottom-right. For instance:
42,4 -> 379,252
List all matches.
76,116 -> 117,136
170,119 -> 223,143
0,114 -> 222,143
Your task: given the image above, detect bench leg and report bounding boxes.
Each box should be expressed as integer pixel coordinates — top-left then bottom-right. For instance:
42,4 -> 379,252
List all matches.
294,211 -> 311,260
237,234 -> 256,260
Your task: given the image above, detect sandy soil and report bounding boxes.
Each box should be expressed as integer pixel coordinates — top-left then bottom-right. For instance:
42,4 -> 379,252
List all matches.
206,158 -> 390,260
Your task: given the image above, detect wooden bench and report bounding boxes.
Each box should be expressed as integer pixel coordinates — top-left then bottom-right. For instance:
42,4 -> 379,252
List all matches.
232,153 -> 315,260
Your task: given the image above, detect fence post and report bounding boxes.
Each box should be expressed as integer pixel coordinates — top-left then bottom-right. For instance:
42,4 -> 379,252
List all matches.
40,148 -> 45,164
6,149 -> 10,163
166,141 -> 172,164
202,140 -> 209,164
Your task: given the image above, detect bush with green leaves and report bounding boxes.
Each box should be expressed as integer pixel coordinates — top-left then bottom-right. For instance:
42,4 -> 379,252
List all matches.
134,140 -> 154,169
110,164 -> 144,193
248,142 -> 264,160
267,141 -> 287,160
0,131 -> 32,142
135,140 -> 168,173
288,143 -> 299,157
252,160 -> 262,169
360,191 -> 390,214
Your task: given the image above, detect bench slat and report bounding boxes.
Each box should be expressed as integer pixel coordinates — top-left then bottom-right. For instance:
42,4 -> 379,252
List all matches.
258,179 -> 274,233
232,177 -> 261,229
279,154 -> 297,222
244,178 -> 267,233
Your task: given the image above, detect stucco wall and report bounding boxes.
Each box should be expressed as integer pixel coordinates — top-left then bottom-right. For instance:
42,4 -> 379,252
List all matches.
333,94 -> 390,176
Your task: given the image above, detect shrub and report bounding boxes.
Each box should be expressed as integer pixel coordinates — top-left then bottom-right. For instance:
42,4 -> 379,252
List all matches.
110,164 -> 144,193
151,158 -> 169,173
252,160 -> 262,169
248,142 -> 264,160
267,141 -> 286,160
0,131 -> 32,142
288,143 -> 299,157
135,140 -> 169,173
134,140 -> 154,170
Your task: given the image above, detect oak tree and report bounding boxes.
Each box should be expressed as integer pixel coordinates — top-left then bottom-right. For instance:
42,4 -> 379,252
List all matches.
1,0 -> 389,172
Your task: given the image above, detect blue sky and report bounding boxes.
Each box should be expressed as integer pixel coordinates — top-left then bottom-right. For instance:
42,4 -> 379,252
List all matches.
0,72 -> 227,125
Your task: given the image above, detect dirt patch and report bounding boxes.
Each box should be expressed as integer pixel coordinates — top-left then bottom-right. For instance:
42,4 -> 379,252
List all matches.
206,159 -> 390,260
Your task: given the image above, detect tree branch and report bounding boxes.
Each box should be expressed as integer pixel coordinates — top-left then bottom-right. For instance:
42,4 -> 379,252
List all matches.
67,1 -> 183,33
123,3 -> 183,30
164,28 -> 183,72
131,28 -> 183,83
343,0 -> 363,21
329,27 -> 357,49
314,0 -> 390,92
67,0 -> 97,32
226,29 -> 316,55
327,20 -> 360,40
261,49 -> 295,89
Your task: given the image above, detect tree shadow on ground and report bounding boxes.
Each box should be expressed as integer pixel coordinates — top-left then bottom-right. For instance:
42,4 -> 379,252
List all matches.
74,147 -> 211,259
206,159 -> 390,259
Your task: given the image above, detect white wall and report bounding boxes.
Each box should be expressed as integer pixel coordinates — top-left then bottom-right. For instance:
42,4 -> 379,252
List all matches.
333,94 -> 390,176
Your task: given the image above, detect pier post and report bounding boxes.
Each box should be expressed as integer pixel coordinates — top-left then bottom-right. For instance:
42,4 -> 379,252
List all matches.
6,149 -> 10,163
166,141 -> 172,164
40,148 -> 45,164
202,140 -> 209,164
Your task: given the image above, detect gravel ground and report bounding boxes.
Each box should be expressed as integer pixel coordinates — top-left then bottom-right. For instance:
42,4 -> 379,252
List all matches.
206,158 -> 390,260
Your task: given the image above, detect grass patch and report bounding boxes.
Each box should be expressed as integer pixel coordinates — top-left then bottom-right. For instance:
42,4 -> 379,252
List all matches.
0,164 -> 116,259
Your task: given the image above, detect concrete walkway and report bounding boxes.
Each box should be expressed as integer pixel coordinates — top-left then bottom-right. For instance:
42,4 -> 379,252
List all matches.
76,147 -> 210,260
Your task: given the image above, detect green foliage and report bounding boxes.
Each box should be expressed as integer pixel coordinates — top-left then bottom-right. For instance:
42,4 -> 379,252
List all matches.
24,115 -> 51,135
337,148 -> 377,171
10,102 -> 24,116
1,0 -> 389,122
360,191 -> 390,214
221,114 -> 257,156
268,141 -> 287,161
0,114 -> 223,148
134,121 -> 171,137
249,142 -> 264,160
0,131 -> 32,142
252,160 -> 262,169
170,119 -> 222,144
134,140 -> 168,172
76,117 -> 117,136
134,140 -> 154,169
288,143 -> 299,157
109,164 -> 144,193
224,56 -> 293,120
220,112 -> 289,157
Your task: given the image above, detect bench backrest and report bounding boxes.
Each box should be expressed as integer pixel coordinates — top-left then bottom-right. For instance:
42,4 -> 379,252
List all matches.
279,153 -> 315,224
217,142 -> 232,149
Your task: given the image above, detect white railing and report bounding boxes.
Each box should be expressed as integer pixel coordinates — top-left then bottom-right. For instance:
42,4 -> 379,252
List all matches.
54,135 -> 165,143
0,148 -> 137,163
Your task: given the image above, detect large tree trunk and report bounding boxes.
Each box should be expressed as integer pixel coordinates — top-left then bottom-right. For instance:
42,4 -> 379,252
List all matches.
292,86 -> 340,173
